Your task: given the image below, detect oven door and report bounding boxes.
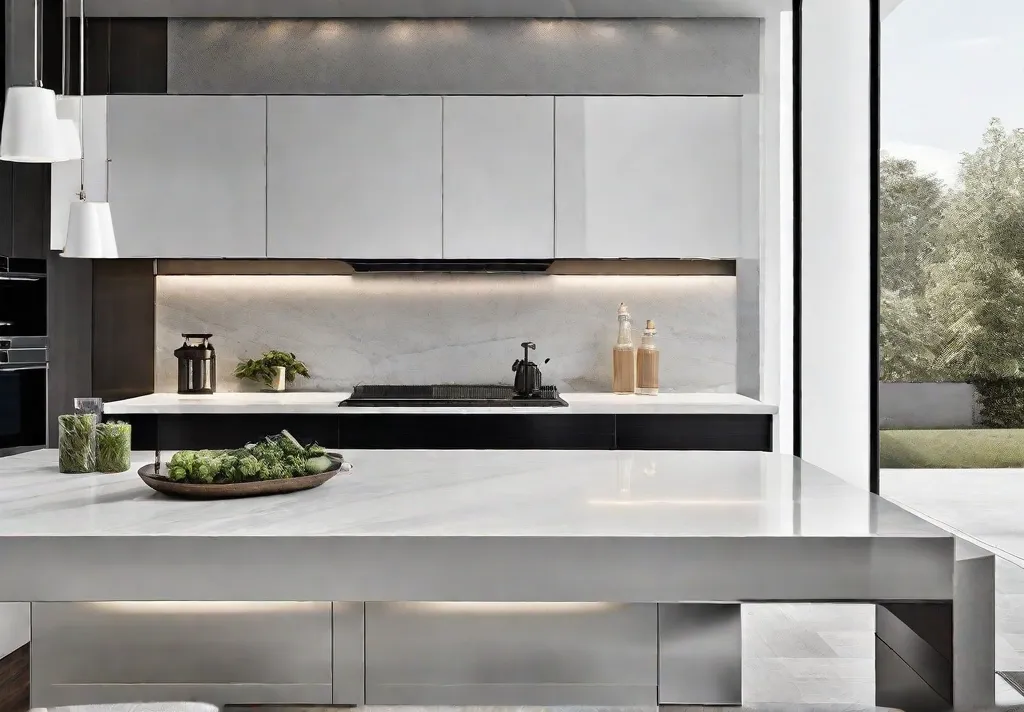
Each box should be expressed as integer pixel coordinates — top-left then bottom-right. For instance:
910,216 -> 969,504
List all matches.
0,362 -> 47,455
0,257 -> 46,338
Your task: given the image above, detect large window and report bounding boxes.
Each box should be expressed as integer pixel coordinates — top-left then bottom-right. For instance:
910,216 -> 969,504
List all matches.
879,0 -> 1024,469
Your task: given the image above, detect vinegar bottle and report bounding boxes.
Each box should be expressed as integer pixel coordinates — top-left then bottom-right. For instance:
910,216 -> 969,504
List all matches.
612,303 -> 636,394
636,320 -> 660,395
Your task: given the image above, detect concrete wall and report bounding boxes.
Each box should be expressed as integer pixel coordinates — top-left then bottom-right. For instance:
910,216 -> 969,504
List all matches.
879,382 -> 978,430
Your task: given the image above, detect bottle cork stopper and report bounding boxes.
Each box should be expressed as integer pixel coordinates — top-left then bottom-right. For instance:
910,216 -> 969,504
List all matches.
618,302 -> 629,316
646,320 -> 655,329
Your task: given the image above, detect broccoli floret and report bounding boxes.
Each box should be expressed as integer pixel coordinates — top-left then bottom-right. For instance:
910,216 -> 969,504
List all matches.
236,454 -> 262,481
279,430 -> 305,457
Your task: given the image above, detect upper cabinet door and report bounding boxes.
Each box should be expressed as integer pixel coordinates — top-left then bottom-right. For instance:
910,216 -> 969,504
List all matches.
267,96 -> 442,259
106,96 -> 268,258
442,97 -> 554,259
555,97 -> 742,259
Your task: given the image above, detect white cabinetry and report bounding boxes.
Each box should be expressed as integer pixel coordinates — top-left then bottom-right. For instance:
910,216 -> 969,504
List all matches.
442,96 -> 554,259
266,96 -> 443,259
554,96 -> 744,259
106,95 -> 268,258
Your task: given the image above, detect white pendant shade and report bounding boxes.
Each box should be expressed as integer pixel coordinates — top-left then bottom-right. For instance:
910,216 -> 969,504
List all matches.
0,86 -> 64,163
54,97 -> 82,161
63,201 -> 118,258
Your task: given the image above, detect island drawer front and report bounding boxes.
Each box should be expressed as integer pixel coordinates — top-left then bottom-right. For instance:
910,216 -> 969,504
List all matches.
31,602 -> 335,705
364,601 -> 658,705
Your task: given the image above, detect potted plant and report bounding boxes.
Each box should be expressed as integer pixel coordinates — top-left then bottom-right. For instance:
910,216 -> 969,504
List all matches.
234,350 -> 311,391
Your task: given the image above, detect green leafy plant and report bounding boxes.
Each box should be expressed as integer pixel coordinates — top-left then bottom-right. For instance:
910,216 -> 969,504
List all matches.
58,413 -> 96,474
96,421 -> 132,473
167,430 -> 333,484
233,350 -> 311,389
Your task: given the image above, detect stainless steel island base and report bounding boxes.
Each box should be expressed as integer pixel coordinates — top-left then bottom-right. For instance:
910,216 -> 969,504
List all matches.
0,449 -> 998,712
29,602 -> 742,707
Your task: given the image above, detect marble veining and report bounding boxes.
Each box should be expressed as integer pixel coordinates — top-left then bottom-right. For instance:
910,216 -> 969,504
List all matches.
154,274 -> 736,393
0,449 -> 946,539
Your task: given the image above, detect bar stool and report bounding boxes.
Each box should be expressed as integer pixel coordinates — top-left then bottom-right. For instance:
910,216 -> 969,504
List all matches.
30,704 -> 219,712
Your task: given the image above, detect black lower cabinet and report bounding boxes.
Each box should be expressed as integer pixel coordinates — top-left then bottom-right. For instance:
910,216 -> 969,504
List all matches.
338,414 -> 615,449
122,413 -> 773,452
615,414 -> 773,451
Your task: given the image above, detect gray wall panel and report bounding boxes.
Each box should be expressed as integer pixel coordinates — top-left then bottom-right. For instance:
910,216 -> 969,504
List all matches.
168,18 -> 760,96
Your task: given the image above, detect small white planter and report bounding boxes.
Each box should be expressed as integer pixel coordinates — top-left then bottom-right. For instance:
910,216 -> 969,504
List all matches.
271,366 -> 287,392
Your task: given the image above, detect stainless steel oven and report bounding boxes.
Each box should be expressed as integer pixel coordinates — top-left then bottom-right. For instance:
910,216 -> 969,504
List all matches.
0,258 -> 48,455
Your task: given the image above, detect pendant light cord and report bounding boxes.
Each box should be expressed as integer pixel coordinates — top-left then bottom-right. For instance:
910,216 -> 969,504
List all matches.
61,0 -> 67,96
78,0 -> 86,197
33,0 -> 40,87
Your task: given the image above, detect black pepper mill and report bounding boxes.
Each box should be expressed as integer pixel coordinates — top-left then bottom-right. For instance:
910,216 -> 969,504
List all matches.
173,333 -> 216,394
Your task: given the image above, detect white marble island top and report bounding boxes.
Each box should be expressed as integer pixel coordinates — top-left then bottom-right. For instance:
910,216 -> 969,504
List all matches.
0,449 -> 951,604
102,391 -> 777,415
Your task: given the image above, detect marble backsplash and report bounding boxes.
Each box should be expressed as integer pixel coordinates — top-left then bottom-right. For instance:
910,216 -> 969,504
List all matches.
155,274 -> 737,393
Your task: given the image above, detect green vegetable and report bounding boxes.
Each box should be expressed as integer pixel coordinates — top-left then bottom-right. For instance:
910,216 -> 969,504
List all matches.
164,430 -> 339,484
233,351 -> 311,389
304,455 -> 332,475
279,430 -> 305,456
59,413 -> 96,473
96,421 -> 131,473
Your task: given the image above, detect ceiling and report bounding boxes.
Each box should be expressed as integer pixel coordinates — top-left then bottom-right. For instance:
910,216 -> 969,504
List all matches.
70,0 -> 791,18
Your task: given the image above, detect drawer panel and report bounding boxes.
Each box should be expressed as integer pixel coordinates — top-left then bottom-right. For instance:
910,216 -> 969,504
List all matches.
365,601 -> 657,705
34,683 -> 333,707
32,602 -> 332,688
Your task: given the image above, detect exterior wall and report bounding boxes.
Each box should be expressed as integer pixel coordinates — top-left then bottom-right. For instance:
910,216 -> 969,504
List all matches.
879,382 -> 977,430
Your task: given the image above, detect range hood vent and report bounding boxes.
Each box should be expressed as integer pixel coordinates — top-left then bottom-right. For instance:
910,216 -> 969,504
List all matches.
346,259 -> 554,274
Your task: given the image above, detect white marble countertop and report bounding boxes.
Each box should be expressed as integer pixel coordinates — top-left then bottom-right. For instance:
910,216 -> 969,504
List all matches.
102,391 -> 778,415
0,449 -> 951,603
0,449 -> 938,538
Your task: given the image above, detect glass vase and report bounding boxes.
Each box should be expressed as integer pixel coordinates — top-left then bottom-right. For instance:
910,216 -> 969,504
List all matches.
58,413 -> 96,474
96,421 -> 132,473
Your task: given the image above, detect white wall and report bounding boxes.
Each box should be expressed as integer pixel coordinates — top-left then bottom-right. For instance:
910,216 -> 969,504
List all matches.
0,603 -> 30,659
799,0 -> 872,489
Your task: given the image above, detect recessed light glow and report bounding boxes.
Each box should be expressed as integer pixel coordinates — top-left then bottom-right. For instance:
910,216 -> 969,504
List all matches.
385,21 -> 418,43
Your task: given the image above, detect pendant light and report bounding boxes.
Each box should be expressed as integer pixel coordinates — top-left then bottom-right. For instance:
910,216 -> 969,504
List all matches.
0,0 -> 65,162
63,0 -> 116,259
54,0 -> 82,162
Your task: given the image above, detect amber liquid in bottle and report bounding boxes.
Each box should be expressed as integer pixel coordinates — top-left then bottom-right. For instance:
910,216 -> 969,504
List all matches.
612,303 -> 636,394
636,320 -> 660,395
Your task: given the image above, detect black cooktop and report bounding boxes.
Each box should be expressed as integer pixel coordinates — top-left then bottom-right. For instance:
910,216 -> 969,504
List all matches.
340,384 -> 568,408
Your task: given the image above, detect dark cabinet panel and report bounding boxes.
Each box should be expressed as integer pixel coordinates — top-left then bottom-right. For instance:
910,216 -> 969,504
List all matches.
615,414 -> 773,451
121,413 -> 773,453
67,18 -> 168,94
158,415 -> 341,450
338,414 -> 616,450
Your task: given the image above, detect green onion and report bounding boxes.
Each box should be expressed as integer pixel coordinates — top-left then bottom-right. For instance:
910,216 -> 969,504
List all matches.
96,421 -> 132,473
58,413 -> 96,474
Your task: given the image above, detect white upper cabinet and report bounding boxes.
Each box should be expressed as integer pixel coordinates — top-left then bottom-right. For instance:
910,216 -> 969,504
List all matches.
106,95 -> 268,258
442,96 -> 555,259
554,96 -> 743,259
267,96 -> 443,259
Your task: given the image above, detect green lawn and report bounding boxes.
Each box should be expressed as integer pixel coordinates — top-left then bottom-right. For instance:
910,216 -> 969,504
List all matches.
881,428 -> 1024,468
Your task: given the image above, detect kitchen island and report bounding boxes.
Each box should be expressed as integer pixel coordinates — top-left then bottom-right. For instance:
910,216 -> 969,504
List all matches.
0,448 -> 993,711
104,391 -> 778,451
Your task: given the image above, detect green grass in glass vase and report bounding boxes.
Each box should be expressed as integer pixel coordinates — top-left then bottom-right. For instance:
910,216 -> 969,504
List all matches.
58,413 -> 96,474
96,421 -> 132,473
233,350 -> 311,390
